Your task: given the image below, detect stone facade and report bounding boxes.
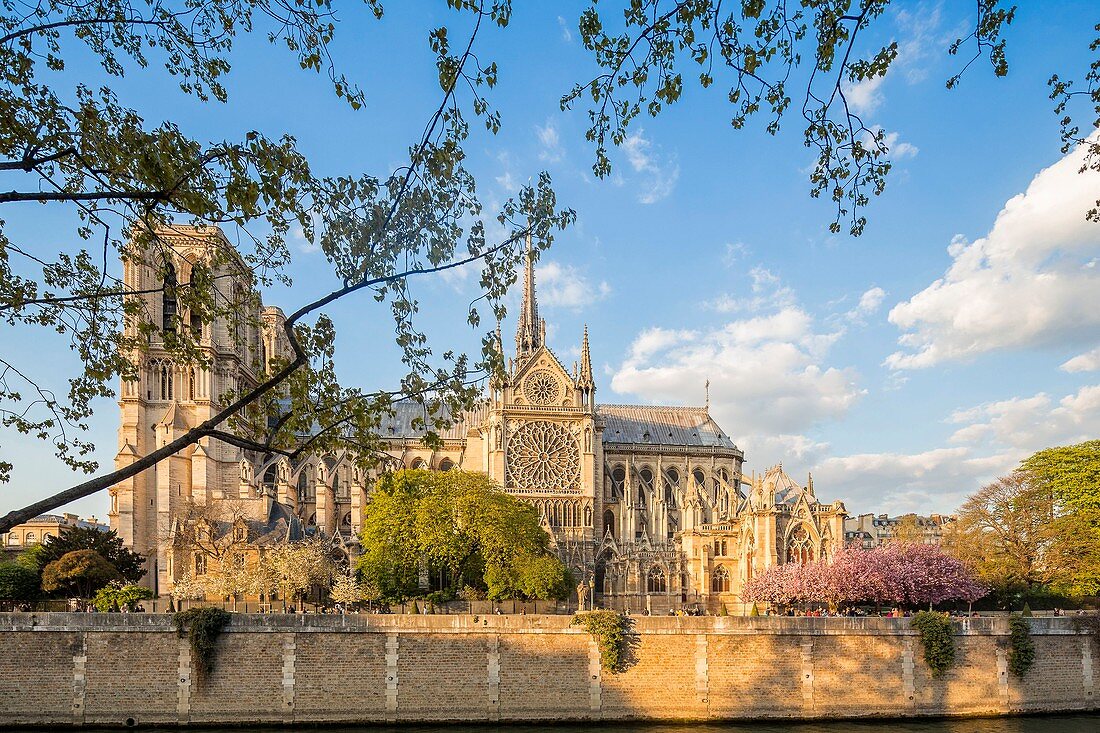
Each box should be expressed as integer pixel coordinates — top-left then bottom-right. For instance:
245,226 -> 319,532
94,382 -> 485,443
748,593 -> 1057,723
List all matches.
111,226 -> 847,609
0,613 -> 1095,726
3,513 -> 107,552
844,512 -> 957,549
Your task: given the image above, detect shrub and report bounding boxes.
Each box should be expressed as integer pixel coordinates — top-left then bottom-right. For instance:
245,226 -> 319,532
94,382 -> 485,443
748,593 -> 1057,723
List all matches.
749,603 -> 760,617
175,607 -> 232,683
41,549 -> 120,597
92,582 -> 153,612
1008,616 -> 1036,677
1021,602 -> 1033,617
911,611 -> 955,678
572,610 -> 632,673
0,562 -> 39,600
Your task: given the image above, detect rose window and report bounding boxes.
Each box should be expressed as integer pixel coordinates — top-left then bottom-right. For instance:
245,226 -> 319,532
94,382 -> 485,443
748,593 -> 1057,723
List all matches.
523,370 -> 561,406
506,421 -> 580,491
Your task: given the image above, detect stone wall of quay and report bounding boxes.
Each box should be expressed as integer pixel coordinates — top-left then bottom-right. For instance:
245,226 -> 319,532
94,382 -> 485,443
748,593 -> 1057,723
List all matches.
0,613 -> 1095,727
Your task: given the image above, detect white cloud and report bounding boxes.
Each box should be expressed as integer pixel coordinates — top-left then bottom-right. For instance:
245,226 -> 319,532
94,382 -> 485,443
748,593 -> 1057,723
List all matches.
536,261 -> 611,310
621,129 -> 679,204
893,2 -> 961,84
291,224 -> 319,254
815,382 -> 1100,514
862,126 -> 919,160
557,15 -> 572,43
611,306 -> 860,438
845,74 -> 886,116
844,286 -> 886,324
722,241 -> 750,266
706,266 -> 795,314
842,4 -> 956,117
881,130 -> 918,159
535,119 -> 563,163
948,384 -> 1100,451
887,135 -> 1100,369
1062,346 -> 1100,373
814,447 -> 1014,516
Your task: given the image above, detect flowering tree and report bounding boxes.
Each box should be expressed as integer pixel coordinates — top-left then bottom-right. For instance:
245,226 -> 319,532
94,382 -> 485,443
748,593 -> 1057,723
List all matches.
170,572 -> 207,604
329,571 -> 375,610
256,535 -> 337,611
743,545 -> 986,610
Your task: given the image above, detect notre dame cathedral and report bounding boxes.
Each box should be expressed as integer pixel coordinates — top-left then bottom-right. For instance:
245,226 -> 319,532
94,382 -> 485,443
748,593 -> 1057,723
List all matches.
111,226 -> 847,613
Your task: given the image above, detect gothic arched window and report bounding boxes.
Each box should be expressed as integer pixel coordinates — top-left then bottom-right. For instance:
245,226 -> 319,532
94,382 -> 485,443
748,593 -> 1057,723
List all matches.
712,565 -> 731,593
160,363 -> 173,401
439,458 -> 454,471
297,469 -> 310,501
786,526 -> 815,565
194,553 -> 206,575
692,468 -> 706,488
646,566 -> 667,594
611,466 -> 626,498
162,261 -> 177,334
263,465 -> 277,490
188,368 -> 197,400
603,509 -> 615,537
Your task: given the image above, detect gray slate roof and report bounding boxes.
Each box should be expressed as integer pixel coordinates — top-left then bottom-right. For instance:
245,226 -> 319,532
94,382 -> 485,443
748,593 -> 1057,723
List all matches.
377,400 -> 739,451
379,400 -> 472,441
597,405 -> 739,450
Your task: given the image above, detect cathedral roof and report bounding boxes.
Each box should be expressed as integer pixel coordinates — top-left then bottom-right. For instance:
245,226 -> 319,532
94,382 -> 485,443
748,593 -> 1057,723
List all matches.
597,405 -> 739,450
758,464 -> 814,506
378,400 -> 476,441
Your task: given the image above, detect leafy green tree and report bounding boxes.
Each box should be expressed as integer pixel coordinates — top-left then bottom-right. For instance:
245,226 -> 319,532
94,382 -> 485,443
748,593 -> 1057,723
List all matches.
0,562 -> 39,600
949,469 -> 1100,600
357,469 -> 568,601
486,553 -> 573,602
41,549 -> 121,597
3,1 -> 1095,533
35,526 -> 145,583
567,1 -> 1098,233
92,581 -> 154,611
0,0 -> 572,534
1021,440 -> 1100,514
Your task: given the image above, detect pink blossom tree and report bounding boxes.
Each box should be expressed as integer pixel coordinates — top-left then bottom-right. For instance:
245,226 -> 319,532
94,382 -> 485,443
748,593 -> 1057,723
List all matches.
741,544 -> 986,611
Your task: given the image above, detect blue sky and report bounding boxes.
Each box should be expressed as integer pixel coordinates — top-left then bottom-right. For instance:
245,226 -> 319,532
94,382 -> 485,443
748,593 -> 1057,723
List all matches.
3,1 -> 1099,520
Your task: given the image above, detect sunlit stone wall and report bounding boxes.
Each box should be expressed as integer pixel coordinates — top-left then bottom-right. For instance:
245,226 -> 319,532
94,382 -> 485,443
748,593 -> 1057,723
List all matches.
0,614 -> 1094,726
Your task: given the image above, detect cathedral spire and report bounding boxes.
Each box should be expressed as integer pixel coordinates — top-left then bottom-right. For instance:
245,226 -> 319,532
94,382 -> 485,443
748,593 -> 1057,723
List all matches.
578,324 -> 594,389
515,233 -> 541,357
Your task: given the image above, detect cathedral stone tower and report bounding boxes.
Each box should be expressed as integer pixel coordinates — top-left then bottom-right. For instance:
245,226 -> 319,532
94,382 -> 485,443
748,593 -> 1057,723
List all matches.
109,226 -> 287,593
483,237 -> 600,562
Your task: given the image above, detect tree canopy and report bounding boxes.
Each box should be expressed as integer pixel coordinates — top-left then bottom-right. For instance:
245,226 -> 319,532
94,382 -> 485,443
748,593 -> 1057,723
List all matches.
41,548 -> 122,597
1,1 -> 1096,531
35,526 -> 145,583
948,466 -> 1100,601
356,469 -> 571,602
744,544 -> 985,609
1020,440 -> 1100,515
